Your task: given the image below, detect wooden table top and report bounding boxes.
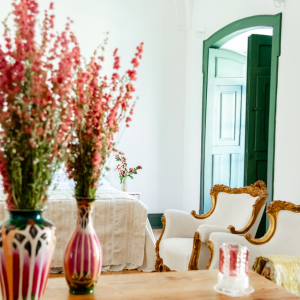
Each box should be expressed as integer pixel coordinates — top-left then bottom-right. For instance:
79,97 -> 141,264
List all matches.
44,270 -> 298,300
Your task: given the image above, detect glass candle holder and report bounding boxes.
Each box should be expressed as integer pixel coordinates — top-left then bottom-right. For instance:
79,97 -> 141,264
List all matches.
214,243 -> 254,297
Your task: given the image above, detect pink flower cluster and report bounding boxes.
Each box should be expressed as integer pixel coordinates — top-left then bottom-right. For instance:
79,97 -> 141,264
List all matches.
116,156 -> 127,175
66,41 -> 143,197
0,0 -> 80,208
0,152 -> 12,208
0,0 -> 144,203
115,154 -> 142,184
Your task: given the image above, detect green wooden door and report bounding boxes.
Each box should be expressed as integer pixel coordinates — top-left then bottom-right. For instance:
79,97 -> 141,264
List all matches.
244,34 -> 272,236
204,49 -> 247,213
245,34 -> 272,185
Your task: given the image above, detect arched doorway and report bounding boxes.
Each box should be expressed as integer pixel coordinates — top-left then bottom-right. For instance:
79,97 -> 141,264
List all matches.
200,14 -> 282,234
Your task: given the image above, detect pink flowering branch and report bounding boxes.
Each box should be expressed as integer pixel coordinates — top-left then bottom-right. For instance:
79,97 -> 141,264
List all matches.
66,40 -> 144,198
0,0 -> 81,209
115,154 -> 142,184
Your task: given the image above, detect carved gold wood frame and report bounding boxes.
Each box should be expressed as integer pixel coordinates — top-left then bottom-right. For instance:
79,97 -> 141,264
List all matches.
206,240 -> 214,270
155,215 -> 175,272
155,216 -> 201,271
188,232 -> 201,270
191,181 -> 268,235
155,215 -> 166,272
156,181 -> 268,272
245,200 -> 300,245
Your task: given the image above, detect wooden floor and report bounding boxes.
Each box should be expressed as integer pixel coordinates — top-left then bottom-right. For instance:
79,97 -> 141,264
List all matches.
49,228 -> 162,278
153,228 -> 163,241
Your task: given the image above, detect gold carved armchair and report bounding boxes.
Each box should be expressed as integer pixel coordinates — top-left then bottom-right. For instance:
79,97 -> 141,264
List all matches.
207,200 -> 300,271
155,181 -> 268,272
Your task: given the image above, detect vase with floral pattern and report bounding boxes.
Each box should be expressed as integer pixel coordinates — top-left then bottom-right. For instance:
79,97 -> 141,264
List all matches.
63,197 -> 102,295
0,210 -> 56,300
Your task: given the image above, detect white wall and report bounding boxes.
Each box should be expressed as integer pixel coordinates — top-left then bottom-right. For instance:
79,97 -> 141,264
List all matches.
183,0 -> 300,211
0,0 -> 187,213
1,0 -> 299,213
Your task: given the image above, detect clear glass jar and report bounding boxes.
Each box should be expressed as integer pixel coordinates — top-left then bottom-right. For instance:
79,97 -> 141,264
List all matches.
214,243 -> 254,297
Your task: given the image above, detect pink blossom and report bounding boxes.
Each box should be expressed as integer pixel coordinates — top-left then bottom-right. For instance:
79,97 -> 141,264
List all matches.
36,128 -> 44,136
127,70 -> 137,81
87,129 -> 92,135
93,181 -> 98,187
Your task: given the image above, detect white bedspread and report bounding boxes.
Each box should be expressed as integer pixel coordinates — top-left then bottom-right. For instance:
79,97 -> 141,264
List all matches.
0,182 -> 156,272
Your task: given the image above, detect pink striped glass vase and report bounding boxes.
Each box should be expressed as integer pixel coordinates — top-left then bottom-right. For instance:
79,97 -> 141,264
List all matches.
63,197 -> 102,295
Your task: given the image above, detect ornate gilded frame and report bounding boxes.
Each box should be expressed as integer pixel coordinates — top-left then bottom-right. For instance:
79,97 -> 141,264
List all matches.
245,200 -> 300,245
155,216 -> 175,272
156,181 -> 268,272
206,240 -> 214,270
155,216 -> 166,272
191,180 -> 268,235
155,216 -> 201,272
206,200 -> 300,270
188,232 -> 201,270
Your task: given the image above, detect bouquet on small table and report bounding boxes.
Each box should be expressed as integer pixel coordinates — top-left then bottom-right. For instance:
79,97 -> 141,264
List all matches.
115,154 -> 142,192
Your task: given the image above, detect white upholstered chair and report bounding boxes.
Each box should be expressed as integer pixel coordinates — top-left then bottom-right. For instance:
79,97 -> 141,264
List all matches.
207,200 -> 300,270
155,181 -> 268,271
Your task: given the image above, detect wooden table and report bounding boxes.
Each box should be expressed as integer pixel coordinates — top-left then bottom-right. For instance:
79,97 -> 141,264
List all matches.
44,270 -> 298,300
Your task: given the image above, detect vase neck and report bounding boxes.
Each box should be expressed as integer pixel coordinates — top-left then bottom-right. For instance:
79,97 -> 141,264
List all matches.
9,210 -> 43,222
76,198 -> 95,229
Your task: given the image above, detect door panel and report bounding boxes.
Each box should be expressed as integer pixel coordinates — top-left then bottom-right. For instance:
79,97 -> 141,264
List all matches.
204,49 -> 246,213
215,86 -> 242,146
244,34 -> 272,238
216,58 -> 245,78
256,160 -> 268,184
245,35 -> 272,186
255,76 -> 270,152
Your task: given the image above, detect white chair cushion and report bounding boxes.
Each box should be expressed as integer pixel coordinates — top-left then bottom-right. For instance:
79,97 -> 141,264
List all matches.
197,224 -> 231,243
160,238 -> 193,271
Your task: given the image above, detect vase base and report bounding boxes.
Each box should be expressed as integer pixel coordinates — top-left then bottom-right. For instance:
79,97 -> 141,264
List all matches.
69,286 -> 94,295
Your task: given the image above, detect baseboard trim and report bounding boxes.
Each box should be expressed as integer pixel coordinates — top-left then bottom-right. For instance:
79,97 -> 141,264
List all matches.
148,213 -> 163,229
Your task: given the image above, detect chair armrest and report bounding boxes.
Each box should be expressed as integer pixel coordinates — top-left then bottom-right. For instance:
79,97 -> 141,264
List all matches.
197,224 -> 231,243
155,209 -> 202,272
163,209 -> 202,239
207,232 -> 259,270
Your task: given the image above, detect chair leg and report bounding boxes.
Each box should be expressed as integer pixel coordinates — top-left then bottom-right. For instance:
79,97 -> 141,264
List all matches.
162,264 -> 175,272
206,240 -> 214,270
261,266 -> 271,280
188,231 -> 201,270
155,215 -> 166,272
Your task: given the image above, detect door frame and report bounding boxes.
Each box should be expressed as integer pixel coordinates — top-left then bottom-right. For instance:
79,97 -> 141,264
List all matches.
200,14 -> 282,224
